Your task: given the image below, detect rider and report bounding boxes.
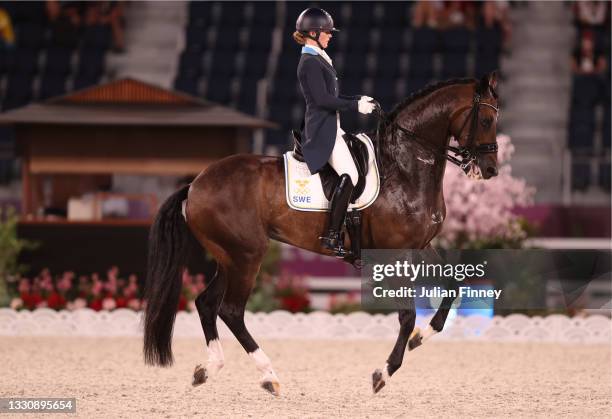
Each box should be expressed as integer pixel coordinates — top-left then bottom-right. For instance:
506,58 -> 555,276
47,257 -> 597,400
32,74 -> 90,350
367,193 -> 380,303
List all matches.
294,7 -> 378,255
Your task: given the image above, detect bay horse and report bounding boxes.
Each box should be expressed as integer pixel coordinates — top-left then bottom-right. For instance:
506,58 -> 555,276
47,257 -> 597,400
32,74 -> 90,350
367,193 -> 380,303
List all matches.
143,71 -> 500,396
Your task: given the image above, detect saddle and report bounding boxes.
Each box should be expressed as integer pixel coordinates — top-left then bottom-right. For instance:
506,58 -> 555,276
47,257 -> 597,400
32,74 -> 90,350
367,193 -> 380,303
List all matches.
291,130 -> 370,203
291,130 -> 370,268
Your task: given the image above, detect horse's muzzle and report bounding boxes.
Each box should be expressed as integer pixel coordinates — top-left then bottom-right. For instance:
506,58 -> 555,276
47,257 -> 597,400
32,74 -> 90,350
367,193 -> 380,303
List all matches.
484,166 -> 498,178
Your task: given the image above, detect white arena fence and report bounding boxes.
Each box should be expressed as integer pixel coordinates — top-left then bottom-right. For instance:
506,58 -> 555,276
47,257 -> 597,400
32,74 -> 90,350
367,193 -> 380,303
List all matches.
0,308 -> 610,344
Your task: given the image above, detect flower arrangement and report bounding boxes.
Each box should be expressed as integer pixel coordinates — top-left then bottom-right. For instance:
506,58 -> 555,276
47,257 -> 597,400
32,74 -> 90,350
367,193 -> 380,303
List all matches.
8,267 -> 206,312
436,134 -> 536,249
274,271 -> 311,313
246,242 -> 313,313
328,291 -> 360,314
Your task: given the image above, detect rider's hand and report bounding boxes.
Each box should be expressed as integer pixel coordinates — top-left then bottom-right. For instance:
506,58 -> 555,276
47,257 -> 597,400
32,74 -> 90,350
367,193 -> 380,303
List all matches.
358,96 -> 376,114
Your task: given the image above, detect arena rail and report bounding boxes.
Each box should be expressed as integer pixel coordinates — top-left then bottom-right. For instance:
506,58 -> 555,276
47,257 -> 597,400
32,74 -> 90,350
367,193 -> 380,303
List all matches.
0,308 -> 610,344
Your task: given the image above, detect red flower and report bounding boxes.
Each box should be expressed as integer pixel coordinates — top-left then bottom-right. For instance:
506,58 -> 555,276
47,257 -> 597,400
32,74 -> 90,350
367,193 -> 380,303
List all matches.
26,293 -> 44,309
115,297 -> 127,308
89,299 -> 103,311
19,292 -> 32,309
177,295 -> 187,311
46,292 -> 66,310
280,295 -> 310,313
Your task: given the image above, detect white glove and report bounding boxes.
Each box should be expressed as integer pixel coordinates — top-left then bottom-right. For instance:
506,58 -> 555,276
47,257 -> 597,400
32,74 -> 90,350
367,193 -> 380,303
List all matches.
358,96 -> 376,114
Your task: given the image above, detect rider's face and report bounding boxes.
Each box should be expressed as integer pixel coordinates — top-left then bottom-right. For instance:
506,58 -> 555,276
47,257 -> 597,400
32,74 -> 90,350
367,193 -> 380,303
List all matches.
311,31 -> 332,48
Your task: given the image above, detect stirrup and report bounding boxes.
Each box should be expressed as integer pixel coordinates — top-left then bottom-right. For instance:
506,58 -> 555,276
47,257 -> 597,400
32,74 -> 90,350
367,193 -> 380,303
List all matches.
319,230 -> 349,258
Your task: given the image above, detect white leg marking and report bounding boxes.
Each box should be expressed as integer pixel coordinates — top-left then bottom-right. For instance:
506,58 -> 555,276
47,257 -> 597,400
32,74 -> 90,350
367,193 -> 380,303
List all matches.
421,325 -> 438,341
382,363 -> 390,380
249,348 -> 279,384
206,339 -> 224,376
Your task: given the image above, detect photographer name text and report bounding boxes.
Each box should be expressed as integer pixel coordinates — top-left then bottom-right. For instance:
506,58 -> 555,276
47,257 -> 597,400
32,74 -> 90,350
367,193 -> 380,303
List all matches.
372,286 -> 502,299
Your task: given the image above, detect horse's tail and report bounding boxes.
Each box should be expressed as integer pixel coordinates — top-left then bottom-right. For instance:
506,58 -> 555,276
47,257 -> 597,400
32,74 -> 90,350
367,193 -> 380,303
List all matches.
143,184 -> 196,367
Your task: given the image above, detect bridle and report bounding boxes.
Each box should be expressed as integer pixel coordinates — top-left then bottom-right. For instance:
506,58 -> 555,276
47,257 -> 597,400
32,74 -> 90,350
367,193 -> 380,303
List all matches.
445,92 -> 500,173
374,89 -> 500,177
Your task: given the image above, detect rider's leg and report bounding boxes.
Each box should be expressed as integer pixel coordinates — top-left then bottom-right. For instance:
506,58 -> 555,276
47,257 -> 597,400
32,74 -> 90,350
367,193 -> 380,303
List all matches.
320,132 -> 358,252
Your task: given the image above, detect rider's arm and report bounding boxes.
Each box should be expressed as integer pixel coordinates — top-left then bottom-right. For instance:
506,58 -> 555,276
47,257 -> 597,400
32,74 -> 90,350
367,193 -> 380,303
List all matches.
300,59 -> 358,112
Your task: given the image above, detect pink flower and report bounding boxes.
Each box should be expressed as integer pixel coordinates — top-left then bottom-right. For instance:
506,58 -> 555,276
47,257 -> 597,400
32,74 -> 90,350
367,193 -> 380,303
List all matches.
107,266 -> 119,282
18,279 -> 30,294
56,277 -> 71,292
10,298 -> 23,310
105,281 -> 117,294
182,269 -> 192,284
188,300 -> 197,312
437,134 -> 535,248
41,278 -> 54,292
102,298 -> 116,311
127,299 -> 141,311
73,298 -> 87,309
91,280 -> 103,297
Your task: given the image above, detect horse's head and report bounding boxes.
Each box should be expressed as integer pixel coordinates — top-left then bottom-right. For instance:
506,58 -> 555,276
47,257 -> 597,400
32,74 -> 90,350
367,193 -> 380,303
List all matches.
448,71 -> 500,179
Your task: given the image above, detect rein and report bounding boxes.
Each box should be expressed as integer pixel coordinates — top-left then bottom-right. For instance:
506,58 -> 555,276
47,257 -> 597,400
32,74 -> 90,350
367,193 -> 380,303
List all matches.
373,92 -> 499,176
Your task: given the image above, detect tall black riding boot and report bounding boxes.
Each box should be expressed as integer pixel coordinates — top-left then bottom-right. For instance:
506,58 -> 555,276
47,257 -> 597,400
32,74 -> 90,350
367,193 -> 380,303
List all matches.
320,174 -> 354,255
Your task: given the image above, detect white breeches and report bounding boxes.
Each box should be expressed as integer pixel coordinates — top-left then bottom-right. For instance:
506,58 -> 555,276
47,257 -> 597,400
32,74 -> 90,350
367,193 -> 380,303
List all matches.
328,115 -> 358,186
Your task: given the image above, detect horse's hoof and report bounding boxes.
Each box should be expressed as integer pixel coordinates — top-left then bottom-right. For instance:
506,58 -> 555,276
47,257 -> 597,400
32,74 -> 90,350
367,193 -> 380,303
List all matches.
372,369 -> 386,394
192,364 -> 208,387
408,327 -> 423,351
261,380 -> 280,396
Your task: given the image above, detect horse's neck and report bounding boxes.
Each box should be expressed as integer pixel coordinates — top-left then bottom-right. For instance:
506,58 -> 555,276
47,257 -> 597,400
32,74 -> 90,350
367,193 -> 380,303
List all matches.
383,98 -> 453,202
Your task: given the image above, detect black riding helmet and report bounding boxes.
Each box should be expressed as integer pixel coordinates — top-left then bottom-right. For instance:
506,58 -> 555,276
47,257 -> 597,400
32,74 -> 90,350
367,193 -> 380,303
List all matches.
296,7 -> 339,49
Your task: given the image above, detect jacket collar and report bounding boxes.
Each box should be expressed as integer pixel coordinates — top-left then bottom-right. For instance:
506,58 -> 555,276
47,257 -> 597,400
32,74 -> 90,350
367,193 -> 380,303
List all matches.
301,44 -> 333,68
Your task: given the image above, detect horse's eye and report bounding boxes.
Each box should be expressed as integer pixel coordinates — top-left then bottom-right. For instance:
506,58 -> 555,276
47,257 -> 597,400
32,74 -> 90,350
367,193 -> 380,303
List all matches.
481,118 -> 492,128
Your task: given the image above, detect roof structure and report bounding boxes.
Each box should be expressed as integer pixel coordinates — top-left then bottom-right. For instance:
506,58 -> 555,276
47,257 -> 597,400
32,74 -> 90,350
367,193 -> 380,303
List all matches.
0,78 -> 276,129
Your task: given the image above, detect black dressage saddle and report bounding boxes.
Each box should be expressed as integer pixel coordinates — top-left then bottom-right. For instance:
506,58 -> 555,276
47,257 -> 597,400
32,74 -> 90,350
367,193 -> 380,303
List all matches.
291,130 -> 370,203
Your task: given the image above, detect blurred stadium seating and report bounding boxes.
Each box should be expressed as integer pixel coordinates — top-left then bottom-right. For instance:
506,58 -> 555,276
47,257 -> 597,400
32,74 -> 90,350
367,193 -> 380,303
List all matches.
0,1 -> 609,202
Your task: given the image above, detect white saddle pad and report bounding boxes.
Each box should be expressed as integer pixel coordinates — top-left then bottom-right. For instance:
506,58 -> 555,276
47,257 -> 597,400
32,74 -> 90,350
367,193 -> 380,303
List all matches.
283,133 -> 380,212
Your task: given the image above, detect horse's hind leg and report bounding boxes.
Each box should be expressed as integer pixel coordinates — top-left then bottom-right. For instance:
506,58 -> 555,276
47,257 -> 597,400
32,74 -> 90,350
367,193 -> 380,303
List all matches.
192,267 -> 227,386
219,261 -> 281,396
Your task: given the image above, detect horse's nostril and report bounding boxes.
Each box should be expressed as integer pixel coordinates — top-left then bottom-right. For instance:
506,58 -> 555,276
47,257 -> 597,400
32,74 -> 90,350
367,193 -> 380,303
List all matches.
487,167 -> 498,176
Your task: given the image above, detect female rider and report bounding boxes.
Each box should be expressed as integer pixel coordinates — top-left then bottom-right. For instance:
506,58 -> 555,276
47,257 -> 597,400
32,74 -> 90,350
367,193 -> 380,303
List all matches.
293,7 -> 377,255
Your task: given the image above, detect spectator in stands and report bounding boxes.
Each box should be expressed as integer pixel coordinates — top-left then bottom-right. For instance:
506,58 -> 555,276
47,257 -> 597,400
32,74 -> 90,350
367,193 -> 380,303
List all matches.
481,1 -> 512,50
46,1 -> 85,48
0,6 -> 15,49
573,1 -> 610,51
571,31 -> 607,77
412,0 -> 442,28
573,1 -> 609,32
438,1 -> 477,30
84,1 -> 125,52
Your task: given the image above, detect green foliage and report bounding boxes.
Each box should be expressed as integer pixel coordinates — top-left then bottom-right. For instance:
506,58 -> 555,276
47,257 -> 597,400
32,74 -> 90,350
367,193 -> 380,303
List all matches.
246,241 -> 281,312
0,207 -> 38,307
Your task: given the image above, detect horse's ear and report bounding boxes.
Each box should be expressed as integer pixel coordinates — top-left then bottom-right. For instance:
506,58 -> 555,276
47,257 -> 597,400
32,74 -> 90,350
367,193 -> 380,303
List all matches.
488,71 -> 499,90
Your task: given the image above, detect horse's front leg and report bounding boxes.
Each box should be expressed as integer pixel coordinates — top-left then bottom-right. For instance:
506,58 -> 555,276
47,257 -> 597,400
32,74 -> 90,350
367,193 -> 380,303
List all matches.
408,275 -> 459,350
372,301 -> 416,394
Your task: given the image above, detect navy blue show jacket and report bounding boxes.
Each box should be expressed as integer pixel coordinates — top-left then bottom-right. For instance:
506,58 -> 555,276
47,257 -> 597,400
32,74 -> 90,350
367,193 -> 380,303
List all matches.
297,52 -> 359,174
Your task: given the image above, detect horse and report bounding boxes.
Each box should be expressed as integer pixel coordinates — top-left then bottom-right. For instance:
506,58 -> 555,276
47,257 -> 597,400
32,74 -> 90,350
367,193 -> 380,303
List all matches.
143,71 -> 500,396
